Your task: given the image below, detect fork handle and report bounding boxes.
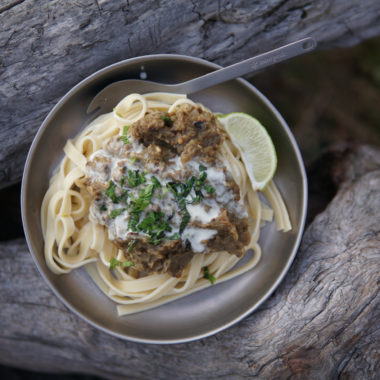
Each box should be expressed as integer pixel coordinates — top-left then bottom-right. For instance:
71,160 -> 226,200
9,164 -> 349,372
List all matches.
172,37 -> 316,94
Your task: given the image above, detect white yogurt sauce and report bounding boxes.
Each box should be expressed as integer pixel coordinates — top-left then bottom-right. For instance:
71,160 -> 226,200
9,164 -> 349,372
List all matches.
182,227 -> 217,252
86,137 -> 247,252
187,203 -> 220,224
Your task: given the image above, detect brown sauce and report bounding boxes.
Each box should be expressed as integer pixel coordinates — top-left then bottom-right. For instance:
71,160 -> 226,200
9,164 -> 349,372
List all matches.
85,104 -> 250,278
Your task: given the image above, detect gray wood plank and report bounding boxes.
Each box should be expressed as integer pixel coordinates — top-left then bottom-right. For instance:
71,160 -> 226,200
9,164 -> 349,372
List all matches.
1,0 -> 380,188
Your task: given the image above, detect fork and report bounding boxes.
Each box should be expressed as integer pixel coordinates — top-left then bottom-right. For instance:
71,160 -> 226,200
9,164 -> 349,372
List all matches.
87,37 -> 316,116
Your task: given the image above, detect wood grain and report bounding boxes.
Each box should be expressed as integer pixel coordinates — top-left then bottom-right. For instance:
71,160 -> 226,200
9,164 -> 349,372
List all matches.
1,0 -> 380,189
1,144 -> 379,379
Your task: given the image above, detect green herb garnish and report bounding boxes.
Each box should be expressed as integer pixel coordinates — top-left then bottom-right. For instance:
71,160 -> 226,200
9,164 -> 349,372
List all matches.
204,185 -> 215,194
151,176 -> 161,189
203,266 -> 216,284
127,239 -> 137,252
151,231 -> 181,245
121,136 -> 130,144
127,184 -> 156,231
168,232 -> 180,240
137,211 -> 173,245
105,180 -> 128,203
167,182 -> 191,232
105,180 -> 118,203
138,211 -> 165,231
109,258 -> 134,270
178,197 -> 191,233
120,125 -> 130,144
99,204 -> 107,211
133,184 -> 154,212
167,169 -> 210,231
161,115 -> 173,126
167,176 -> 195,198
195,171 -> 207,191
126,169 -> 146,188
128,212 -> 140,232
109,208 -> 125,219
118,190 -> 129,203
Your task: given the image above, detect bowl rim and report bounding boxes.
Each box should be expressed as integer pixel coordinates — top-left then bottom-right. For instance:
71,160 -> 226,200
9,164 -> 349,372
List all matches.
21,53 -> 308,344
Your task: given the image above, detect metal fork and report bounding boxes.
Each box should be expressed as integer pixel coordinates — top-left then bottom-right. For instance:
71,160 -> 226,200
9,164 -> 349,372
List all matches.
87,37 -> 316,115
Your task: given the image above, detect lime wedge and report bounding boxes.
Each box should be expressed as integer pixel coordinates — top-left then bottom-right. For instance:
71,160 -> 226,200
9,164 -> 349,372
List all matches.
218,112 -> 277,190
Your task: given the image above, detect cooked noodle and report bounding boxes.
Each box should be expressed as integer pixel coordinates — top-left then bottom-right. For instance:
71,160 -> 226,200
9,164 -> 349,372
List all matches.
41,92 -> 291,315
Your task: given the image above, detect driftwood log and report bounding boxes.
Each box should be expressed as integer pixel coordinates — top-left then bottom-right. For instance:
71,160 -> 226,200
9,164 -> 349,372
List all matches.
1,0 -> 380,378
1,0 -> 380,189
0,144 -> 379,379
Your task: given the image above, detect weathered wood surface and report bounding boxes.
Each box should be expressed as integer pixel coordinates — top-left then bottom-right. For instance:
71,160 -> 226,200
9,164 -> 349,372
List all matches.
1,0 -> 380,189
0,144 -> 379,379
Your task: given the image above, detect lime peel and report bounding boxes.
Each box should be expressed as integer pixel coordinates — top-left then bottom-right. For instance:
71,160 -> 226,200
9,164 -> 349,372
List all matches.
218,112 -> 277,190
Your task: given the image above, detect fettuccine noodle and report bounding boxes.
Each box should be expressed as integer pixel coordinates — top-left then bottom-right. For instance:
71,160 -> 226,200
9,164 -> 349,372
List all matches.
41,92 -> 291,315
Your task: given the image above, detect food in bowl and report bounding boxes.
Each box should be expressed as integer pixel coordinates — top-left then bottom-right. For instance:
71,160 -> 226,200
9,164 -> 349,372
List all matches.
41,92 -> 291,315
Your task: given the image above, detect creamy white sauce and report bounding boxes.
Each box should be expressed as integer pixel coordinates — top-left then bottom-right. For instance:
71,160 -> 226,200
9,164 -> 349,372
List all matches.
86,137 -> 247,252
168,155 -> 183,170
130,140 -> 143,153
187,203 -> 220,224
182,227 -> 217,252
112,213 -> 129,240
86,152 -> 113,182
206,167 -> 225,182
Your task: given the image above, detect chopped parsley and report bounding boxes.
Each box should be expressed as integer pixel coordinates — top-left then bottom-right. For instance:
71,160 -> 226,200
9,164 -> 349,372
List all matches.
192,171 -> 207,203
136,211 -> 173,245
203,266 -> 216,284
128,211 -> 140,232
150,234 -> 178,245
133,184 -> 154,212
120,125 -> 130,144
167,176 -> 195,198
195,171 -> 207,190
168,232 -> 180,240
105,180 -> 128,203
127,184 -> 156,232
109,208 -> 125,219
105,180 -> 118,203
137,211 -> 165,231
161,115 -> 173,126
127,239 -> 137,252
167,181 -> 191,232
178,197 -> 191,233
104,161 -> 215,247
129,210 -> 181,246
151,176 -> 161,189
125,169 -> 146,188
118,190 -> 129,203
109,258 -> 134,270
204,185 -> 215,194
99,204 -> 107,211
167,167 -> 215,232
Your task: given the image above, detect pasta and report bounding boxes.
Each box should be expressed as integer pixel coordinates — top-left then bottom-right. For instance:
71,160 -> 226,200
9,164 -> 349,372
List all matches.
41,92 -> 291,316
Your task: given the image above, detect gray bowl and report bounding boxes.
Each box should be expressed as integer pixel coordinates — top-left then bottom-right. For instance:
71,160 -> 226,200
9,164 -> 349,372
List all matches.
21,54 -> 307,344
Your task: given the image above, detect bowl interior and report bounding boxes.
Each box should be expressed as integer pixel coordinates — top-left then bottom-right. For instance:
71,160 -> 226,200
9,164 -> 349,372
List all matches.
22,55 -> 307,343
